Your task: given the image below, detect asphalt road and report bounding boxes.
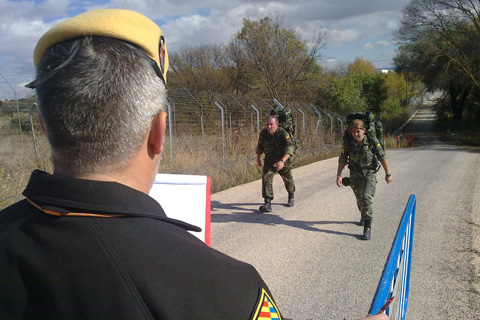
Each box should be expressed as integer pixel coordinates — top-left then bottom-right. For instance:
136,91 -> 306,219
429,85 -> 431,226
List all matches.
210,104 -> 480,320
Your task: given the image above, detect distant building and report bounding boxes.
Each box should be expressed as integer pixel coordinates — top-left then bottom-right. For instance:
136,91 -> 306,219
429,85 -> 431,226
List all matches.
377,67 -> 395,74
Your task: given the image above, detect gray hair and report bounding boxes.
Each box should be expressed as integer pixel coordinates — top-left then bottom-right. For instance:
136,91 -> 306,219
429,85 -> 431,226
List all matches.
35,36 -> 166,174
266,115 -> 278,123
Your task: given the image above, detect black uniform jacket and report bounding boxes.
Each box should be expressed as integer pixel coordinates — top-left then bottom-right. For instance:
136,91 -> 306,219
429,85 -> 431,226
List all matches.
0,170 -> 279,320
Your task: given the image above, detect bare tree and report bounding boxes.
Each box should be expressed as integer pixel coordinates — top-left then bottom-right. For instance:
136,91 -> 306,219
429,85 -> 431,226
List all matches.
395,0 -> 480,89
169,44 -> 231,93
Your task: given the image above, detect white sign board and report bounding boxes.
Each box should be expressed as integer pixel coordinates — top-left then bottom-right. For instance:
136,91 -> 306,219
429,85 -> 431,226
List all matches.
149,174 -> 211,246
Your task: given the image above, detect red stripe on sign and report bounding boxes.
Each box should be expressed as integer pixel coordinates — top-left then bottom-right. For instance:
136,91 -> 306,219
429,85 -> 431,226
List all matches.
205,176 -> 212,246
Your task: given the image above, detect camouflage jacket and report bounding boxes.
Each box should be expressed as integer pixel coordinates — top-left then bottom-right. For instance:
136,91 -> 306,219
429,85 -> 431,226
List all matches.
339,135 -> 386,175
256,127 -> 294,164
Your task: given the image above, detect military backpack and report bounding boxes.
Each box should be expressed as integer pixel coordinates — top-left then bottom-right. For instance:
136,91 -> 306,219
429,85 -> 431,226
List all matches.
270,104 -> 299,153
345,111 -> 385,151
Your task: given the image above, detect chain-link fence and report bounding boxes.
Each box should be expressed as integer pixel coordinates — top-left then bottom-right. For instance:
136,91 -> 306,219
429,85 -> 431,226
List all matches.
165,87 -> 345,158
1,88 -> 430,206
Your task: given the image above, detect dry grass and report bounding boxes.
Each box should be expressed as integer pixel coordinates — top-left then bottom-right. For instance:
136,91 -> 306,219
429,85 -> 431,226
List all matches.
158,124 -> 339,193
0,132 -> 52,208
385,134 -> 410,149
1,120 -> 414,209
0,122 -> 342,209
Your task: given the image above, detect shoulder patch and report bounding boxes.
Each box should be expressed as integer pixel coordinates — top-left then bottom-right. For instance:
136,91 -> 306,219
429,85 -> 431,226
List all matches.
285,135 -> 290,139
377,143 -> 381,147
251,288 -> 282,320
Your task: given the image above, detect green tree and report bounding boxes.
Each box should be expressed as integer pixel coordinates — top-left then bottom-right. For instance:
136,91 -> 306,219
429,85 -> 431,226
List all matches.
326,73 -> 367,115
347,58 -> 388,114
394,31 -> 473,119
360,74 -> 387,114
383,71 -> 406,101
394,0 -> 480,119
382,96 -> 403,121
380,71 -> 407,119
231,15 -> 326,103
396,0 -> 480,88
348,57 -> 377,76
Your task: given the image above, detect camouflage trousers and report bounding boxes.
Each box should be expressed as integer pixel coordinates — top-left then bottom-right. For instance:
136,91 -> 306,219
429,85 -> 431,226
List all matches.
349,170 -> 377,221
262,163 -> 295,200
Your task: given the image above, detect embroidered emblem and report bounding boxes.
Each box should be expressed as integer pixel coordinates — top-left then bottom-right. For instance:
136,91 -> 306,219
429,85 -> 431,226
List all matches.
251,288 -> 281,320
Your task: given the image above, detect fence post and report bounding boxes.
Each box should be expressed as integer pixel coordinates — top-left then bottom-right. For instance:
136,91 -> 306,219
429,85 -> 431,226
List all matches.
251,104 -> 260,133
272,98 -> 282,108
327,111 -> 334,138
182,86 -> 205,140
337,117 -> 344,134
312,106 -> 322,132
214,101 -> 226,163
229,111 -> 235,137
317,106 -> 334,138
327,112 -> 333,138
298,109 -> 306,136
166,101 -> 174,161
29,103 -> 39,162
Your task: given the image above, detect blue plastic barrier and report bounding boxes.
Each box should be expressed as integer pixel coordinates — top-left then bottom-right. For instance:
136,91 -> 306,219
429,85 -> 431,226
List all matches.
369,194 -> 416,319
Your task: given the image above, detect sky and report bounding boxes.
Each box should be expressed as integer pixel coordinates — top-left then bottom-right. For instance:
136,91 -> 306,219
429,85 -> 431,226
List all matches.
0,0 -> 412,100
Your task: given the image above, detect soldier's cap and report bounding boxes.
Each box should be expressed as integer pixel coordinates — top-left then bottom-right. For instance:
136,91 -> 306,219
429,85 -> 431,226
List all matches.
26,9 -> 168,88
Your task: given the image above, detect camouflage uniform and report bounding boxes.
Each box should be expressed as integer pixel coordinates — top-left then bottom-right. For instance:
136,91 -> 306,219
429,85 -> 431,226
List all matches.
339,135 -> 386,221
256,127 -> 295,200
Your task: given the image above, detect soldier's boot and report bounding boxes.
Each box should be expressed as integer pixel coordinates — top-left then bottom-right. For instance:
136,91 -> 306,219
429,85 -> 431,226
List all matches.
259,198 -> 272,212
363,219 -> 372,240
287,194 -> 294,207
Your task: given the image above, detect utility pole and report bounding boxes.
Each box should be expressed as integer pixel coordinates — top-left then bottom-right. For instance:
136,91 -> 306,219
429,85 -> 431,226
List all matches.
405,72 -> 408,106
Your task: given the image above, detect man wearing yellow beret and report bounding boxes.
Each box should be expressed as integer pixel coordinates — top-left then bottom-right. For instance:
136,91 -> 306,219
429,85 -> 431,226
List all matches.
0,9 -> 282,320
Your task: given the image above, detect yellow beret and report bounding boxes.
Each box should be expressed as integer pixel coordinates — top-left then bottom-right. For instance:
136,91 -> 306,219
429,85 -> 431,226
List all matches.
32,9 -> 168,83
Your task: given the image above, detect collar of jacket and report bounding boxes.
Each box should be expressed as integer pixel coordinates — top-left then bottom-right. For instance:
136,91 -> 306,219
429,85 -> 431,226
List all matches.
22,170 -> 201,232
350,135 -> 370,147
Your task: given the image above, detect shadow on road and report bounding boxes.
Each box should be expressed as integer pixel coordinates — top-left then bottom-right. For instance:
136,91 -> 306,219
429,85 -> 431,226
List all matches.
211,200 -> 364,239
211,103 -> 480,242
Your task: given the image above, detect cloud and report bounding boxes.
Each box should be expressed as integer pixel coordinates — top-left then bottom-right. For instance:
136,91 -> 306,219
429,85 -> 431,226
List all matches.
363,42 -> 374,50
376,40 -> 389,47
0,0 -> 412,99
325,28 -> 362,47
362,40 -> 389,50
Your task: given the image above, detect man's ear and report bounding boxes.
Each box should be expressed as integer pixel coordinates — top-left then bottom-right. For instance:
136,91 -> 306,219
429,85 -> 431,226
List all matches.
148,111 -> 167,155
